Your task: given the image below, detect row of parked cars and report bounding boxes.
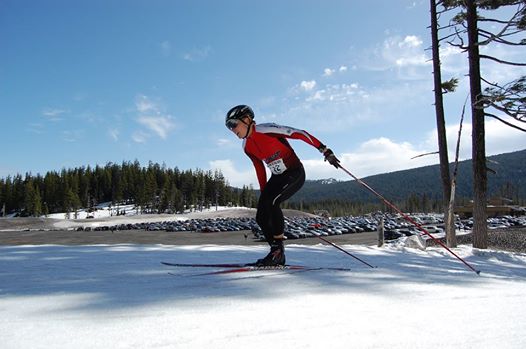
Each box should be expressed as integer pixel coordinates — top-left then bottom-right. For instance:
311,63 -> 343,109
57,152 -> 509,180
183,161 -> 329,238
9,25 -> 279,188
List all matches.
80,213 -> 526,241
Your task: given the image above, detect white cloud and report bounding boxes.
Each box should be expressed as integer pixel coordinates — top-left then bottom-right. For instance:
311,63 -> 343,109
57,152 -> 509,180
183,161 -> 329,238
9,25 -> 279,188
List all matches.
484,117 -> 526,154
108,128 -> 119,142
338,137 -> 435,178
479,45 -> 526,85
132,131 -> 149,143
439,45 -> 466,74
392,35 -> 428,67
42,108 -> 68,121
422,116 -> 526,162
323,68 -> 335,77
301,116 -> 526,181
300,80 -> 317,91
43,108 -> 67,117
359,34 -> 431,76
400,35 -> 422,48
134,95 -> 176,140
137,116 -> 175,139
283,79 -> 430,133
217,138 -> 233,147
183,46 -> 212,62
323,66 -> 348,77
209,159 -> 258,188
304,83 -> 363,103
301,158 -> 343,180
135,95 -> 156,113
307,90 -> 325,102
328,117 -> 526,180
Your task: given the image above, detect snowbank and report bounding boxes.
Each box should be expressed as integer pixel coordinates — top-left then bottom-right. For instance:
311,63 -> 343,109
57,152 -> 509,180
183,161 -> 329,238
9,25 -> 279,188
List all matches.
0,207 -> 256,231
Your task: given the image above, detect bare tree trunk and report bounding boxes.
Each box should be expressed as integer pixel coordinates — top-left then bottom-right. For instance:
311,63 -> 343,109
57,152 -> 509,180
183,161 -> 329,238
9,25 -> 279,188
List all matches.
466,0 -> 488,249
448,99 -> 467,249
430,0 -> 455,246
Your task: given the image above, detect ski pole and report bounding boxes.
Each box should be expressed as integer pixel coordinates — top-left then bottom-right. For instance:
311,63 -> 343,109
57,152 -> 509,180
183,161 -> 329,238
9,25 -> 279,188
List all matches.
338,164 -> 481,275
315,234 -> 376,268
285,217 -> 375,268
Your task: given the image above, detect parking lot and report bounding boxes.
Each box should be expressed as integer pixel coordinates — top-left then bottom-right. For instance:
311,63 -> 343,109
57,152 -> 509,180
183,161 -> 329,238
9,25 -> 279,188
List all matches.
1,213 -> 524,248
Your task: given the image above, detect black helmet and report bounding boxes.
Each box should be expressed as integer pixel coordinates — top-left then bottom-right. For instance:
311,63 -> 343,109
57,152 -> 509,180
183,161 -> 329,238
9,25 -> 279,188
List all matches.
225,105 -> 254,130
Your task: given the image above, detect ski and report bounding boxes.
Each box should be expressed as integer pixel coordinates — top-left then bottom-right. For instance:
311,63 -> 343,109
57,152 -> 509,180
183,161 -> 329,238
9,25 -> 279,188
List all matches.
200,264 -> 310,275
161,261 -> 262,268
162,262 -> 352,276
209,265 -> 351,274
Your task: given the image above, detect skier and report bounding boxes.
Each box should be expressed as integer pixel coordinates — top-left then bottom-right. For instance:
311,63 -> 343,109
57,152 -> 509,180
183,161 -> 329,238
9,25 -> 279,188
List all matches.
225,105 -> 340,266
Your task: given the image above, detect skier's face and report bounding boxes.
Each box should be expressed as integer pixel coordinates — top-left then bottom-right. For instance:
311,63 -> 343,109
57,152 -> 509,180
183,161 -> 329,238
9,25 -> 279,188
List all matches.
229,117 -> 252,139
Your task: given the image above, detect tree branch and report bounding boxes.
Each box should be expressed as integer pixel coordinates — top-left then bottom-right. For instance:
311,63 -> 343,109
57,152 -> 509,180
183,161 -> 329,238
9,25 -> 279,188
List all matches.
439,31 -> 464,43
478,18 -> 516,25
478,28 -> 526,46
486,102 -> 525,122
479,54 -> 526,66
485,112 -> 526,132
480,77 -> 501,89
411,151 -> 439,160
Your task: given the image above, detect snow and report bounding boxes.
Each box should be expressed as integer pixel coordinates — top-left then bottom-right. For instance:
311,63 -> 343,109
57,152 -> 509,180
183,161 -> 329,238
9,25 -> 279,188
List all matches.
44,202 -> 139,220
1,242 -> 526,349
43,206 -> 255,231
45,204 -> 237,221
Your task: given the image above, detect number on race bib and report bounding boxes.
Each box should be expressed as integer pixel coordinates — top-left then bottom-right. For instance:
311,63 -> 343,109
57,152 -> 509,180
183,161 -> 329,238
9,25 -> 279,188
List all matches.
267,158 -> 287,175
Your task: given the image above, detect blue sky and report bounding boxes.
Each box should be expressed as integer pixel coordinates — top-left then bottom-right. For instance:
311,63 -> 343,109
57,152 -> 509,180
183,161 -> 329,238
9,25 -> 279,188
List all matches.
1,0 -> 525,188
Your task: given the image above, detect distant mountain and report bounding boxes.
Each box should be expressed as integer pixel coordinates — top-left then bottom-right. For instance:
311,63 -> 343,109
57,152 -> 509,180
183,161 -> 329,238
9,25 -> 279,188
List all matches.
290,149 -> 526,204
312,178 -> 339,185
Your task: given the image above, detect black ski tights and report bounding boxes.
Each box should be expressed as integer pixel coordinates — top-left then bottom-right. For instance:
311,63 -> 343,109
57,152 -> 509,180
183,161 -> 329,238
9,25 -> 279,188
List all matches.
256,166 -> 305,245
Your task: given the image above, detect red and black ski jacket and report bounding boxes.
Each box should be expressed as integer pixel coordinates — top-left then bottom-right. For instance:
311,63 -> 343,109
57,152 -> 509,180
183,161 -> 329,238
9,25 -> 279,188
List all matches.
243,123 -> 323,190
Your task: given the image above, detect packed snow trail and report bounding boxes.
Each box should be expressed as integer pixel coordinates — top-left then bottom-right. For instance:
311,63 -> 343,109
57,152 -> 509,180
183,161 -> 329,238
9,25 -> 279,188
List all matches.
1,243 -> 526,349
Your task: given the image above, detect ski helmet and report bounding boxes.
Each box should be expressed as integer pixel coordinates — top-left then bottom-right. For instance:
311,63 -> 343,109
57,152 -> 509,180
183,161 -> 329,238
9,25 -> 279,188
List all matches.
225,105 -> 254,130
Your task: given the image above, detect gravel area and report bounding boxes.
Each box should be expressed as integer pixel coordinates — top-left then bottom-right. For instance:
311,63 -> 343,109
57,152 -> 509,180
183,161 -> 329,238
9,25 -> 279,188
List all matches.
0,229 -> 379,246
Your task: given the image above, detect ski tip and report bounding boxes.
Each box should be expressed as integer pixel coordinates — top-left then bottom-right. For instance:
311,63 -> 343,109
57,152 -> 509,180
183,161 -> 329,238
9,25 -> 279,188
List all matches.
476,270 -> 481,276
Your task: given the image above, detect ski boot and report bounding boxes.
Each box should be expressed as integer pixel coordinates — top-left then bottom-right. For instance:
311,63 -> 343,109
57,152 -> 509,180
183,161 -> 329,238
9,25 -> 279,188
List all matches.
255,240 -> 286,266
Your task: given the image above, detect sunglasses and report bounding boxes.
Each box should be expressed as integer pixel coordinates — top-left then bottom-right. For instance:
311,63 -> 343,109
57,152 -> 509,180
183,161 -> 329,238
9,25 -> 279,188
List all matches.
226,119 -> 240,130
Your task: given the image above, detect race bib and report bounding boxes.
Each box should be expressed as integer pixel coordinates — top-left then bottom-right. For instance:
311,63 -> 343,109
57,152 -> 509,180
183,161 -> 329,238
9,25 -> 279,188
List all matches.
267,158 -> 287,175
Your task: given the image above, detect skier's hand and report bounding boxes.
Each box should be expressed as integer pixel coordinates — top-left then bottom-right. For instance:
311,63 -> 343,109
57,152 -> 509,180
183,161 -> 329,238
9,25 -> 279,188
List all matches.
323,148 -> 340,168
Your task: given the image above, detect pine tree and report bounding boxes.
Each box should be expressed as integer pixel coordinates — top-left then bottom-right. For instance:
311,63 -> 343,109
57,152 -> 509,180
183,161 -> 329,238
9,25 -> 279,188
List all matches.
24,180 -> 42,217
444,0 -> 525,248
63,187 -> 81,219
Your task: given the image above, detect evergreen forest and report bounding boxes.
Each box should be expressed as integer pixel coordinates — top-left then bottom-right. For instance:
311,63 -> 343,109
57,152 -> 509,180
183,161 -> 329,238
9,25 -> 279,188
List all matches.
0,161 -> 257,217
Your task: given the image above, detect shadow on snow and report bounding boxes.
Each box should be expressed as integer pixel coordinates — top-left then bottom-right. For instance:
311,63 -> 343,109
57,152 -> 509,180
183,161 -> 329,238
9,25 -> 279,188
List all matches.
1,243 -> 525,313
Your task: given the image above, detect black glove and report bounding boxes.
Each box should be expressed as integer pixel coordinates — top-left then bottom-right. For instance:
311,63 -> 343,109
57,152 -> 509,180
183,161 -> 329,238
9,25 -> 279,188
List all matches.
324,149 -> 340,168
320,146 -> 340,168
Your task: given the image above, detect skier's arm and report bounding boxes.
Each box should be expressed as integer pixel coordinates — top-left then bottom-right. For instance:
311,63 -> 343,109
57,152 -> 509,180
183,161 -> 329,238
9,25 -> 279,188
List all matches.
262,124 -> 330,154
246,152 -> 267,191
284,128 -> 341,169
283,128 -> 324,149
259,123 -> 341,168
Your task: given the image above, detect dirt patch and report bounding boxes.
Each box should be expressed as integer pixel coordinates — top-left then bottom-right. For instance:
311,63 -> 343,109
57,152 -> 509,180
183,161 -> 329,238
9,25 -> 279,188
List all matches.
0,229 -> 378,246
